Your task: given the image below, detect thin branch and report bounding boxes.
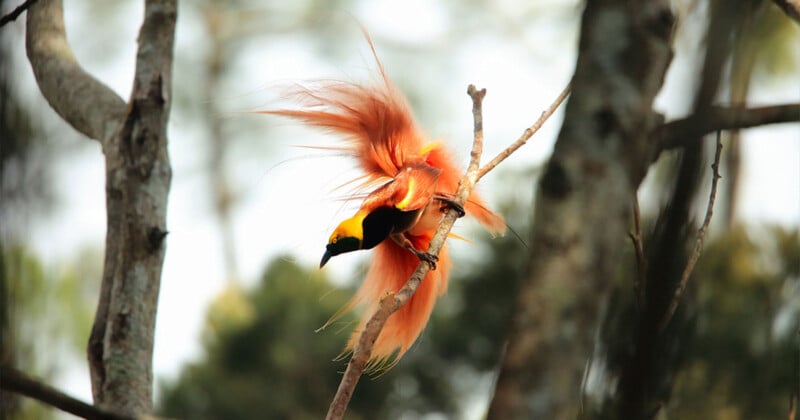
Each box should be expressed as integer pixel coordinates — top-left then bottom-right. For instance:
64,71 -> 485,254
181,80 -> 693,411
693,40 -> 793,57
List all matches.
476,82 -> 572,181
0,0 -> 38,27
0,366 -> 133,420
629,196 -> 647,307
25,0 -> 126,144
658,131 -> 724,331
326,85 -> 489,420
658,103 -> 800,152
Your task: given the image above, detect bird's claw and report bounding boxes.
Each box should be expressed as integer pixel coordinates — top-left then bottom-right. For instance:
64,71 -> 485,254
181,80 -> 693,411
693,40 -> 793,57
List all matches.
436,197 -> 466,218
413,249 -> 439,270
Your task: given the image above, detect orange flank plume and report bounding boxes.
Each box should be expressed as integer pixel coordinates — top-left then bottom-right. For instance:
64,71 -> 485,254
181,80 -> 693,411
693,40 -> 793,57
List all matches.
347,233 -> 449,364
260,32 -> 504,364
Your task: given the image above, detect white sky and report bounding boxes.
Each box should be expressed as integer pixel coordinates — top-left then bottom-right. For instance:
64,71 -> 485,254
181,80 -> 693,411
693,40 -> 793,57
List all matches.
2,0 -> 798,416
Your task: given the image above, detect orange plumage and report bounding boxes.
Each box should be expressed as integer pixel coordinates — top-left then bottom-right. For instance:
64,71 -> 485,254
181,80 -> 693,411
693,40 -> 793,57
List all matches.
261,35 -> 504,364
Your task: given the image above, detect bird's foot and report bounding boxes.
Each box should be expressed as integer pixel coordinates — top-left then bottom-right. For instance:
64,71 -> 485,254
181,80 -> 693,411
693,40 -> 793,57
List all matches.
435,196 -> 466,218
411,248 -> 438,270
390,233 -> 440,270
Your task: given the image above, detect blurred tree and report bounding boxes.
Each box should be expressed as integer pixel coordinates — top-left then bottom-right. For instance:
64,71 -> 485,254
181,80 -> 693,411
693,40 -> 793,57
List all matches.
158,257 -> 388,420
587,226 -> 800,419
2,9 -> 56,416
723,0 -> 799,226
488,0 -> 800,418
1,245 -> 57,420
0,0 -> 53,242
0,243 -> 99,420
667,226 -> 799,419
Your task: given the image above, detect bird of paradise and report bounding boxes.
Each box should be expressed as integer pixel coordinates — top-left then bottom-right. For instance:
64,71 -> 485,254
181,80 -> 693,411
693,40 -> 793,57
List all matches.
260,34 -> 505,365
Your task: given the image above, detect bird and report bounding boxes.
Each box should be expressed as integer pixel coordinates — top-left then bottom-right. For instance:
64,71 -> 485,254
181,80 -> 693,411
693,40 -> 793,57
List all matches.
260,33 -> 505,366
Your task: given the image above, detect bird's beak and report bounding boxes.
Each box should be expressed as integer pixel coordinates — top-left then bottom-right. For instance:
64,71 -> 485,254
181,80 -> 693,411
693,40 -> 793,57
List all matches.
320,249 -> 333,268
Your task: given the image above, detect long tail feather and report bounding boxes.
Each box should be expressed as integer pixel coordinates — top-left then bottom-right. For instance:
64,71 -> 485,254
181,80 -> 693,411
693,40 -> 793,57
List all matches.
258,78 -> 427,183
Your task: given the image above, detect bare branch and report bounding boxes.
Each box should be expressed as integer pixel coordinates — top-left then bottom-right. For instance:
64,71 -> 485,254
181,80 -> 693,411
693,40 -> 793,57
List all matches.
0,0 -> 38,27
477,82 -> 572,182
25,0 -> 125,144
326,85 -> 489,420
658,131 -> 723,331
658,104 -> 800,152
0,366 -> 133,420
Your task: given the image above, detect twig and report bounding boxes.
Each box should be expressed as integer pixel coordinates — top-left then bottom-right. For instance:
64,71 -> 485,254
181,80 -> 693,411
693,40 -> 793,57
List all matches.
0,0 -> 37,27
629,196 -> 647,307
658,131 -> 723,331
476,82 -> 572,182
0,365 -> 133,420
658,103 -> 800,152
325,85 -> 488,420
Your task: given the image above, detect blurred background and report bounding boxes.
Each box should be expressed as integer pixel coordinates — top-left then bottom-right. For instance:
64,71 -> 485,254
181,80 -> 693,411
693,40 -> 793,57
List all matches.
1,0 -> 798,418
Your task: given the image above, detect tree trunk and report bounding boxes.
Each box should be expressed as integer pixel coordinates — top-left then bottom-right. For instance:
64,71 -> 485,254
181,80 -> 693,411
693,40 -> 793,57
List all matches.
25,0 -> 177,415
487,1 -> 674,418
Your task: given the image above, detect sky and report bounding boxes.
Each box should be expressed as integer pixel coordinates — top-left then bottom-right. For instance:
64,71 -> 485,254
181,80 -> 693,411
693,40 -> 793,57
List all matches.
2,0 -> 798,415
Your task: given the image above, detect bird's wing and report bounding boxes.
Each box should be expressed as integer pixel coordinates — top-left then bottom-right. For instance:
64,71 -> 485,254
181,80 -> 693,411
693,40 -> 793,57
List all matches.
361,164 -> 441,213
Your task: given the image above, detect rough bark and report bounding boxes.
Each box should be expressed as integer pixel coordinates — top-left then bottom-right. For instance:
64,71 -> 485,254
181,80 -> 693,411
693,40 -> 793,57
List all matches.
25,0 -> 176,416
486,1 -> 674,418
202,4 -> 239,282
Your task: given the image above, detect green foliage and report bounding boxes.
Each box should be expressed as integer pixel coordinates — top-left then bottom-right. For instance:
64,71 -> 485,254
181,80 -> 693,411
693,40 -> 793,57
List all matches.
158,257 -> 386,419
1,245 -> 55,420
596,225 -> 799,418
667,226 -> 799,418
0,243 -> 99,419
740,1 -> 800,78
1,245 -> 45,419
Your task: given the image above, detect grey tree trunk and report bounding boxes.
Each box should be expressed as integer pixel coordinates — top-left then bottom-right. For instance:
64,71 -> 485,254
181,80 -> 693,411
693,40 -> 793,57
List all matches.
487,1 -> 674,418
25,0 -> 177,415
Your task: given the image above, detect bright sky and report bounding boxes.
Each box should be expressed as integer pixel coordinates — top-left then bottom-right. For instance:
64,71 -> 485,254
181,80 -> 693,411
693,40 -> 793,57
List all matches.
2,0 -> 798,416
